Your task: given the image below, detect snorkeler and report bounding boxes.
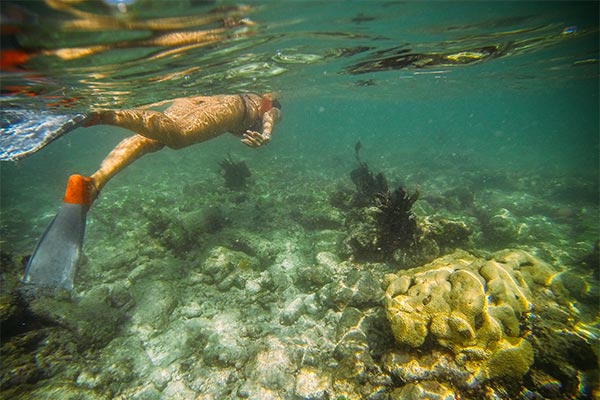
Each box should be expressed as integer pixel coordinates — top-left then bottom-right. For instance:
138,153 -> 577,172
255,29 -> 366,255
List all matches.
84,93 -> 281,200
17,93 -> 281,289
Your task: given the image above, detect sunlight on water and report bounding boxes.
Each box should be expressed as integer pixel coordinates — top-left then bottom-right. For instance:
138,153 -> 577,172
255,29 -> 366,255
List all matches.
1,1 -> 598,110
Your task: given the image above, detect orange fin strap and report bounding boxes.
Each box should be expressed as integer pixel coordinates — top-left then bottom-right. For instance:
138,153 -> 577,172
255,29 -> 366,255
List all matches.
63,175 -> 92,207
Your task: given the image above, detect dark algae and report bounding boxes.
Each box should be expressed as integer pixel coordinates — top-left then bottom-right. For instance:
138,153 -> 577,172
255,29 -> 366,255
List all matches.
337,142 -> 424,263
219,153 -> 252,191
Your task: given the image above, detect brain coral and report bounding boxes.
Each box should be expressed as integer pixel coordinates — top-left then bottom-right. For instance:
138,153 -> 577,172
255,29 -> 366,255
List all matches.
383,249 -> 556,380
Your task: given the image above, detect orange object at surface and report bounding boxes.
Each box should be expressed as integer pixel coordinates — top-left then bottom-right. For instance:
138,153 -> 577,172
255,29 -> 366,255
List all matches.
0,49 -> 31,70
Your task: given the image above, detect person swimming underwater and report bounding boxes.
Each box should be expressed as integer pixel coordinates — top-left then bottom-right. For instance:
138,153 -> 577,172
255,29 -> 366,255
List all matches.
81,93 -> 281,203
16,93 -> 281,289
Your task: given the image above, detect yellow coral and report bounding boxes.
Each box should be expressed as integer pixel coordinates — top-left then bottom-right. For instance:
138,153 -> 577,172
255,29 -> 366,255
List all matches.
384,250 -> 552,381
484,339 -> 534,379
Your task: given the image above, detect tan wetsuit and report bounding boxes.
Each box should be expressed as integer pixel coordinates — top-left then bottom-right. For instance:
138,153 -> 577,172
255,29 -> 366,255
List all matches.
85,93 -> 280,198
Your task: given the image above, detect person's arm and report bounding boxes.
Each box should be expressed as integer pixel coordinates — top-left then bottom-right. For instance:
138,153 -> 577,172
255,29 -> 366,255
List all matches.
242,107 -> 281,148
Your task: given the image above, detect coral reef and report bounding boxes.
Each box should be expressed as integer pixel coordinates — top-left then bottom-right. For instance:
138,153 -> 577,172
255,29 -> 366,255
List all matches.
0,252 -> 134,398
383,249 -> 599,398
421,215 -> 472,254
337,143 -> 472,266
145,205 -> 228,253
384,250 -> 535,377
337,143 -> 425,263
219,153 -> 251,190
373,186 -> 420,251
1,149 -> 598,400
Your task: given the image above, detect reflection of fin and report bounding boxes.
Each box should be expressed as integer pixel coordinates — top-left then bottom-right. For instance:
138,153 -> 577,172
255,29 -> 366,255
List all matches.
24,175 -> 92,290
0,110 -> 87,161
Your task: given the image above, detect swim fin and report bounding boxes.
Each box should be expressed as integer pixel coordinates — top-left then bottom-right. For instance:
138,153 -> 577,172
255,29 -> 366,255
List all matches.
23,175 -> 93,290
0,110 -> 87,161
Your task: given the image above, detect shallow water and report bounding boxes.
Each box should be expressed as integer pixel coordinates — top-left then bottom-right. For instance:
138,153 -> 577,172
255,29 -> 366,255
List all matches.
1,1 -> 599,399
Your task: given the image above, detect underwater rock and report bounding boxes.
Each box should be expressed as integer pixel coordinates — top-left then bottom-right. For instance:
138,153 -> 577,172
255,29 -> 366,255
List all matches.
1,329 -> 53,392
1,282 -> 136,397
280,295 -> 307,325
226,230 -> 278,263
126,384 -> 162,400
527,368 -> 564,399
444,186 -> 475,211
390,236 -> 441,269
323,269 -> 383,310
311,229 -> 347,256
382,349 -> 469,390
199,313 -> 249,368
200,206 -> 229,234
144,204 -> 230,255
482,208 -> 520,246
343,206 -> 381,259
241,336 -> 295,397
25,285 -> 130,350
580,240 -> 599,279
162,380 -> 198,399
529,322 -> 599,397
390,380 -> 457,400
554,270 -> 591,302
330,307 -> 393,399
294,366 -> 330,400
291,207 -> 344,231
146,209 -> 197,253
329,187 -> 355,211
76,337 -> 148,394
421,215 -> 472,252
296,257 -> 335,291
72,286 -> 131,348
199,246 -> 260,290
142,320 -> 193,366
130,279 -> 176,332
1,286 -> 37,341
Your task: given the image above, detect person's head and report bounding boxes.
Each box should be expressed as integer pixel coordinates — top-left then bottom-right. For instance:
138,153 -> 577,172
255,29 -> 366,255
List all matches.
260,92 -> 281,114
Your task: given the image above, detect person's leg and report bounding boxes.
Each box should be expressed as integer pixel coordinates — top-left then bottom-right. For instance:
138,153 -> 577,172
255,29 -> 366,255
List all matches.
90,134 -> 164,198
87,109 -> 181,146
25,136 -> 163,289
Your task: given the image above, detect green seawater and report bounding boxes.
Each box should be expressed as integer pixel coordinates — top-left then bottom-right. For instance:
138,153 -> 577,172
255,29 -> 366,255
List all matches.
1,1 -> 598,399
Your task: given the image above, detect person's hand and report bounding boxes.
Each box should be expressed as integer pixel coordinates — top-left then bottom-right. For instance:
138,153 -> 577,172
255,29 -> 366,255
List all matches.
242,130 -> 270,148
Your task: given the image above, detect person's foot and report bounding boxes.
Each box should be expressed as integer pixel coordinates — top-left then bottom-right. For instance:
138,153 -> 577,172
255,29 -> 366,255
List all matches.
81,111 -> 103,127
63,174 -> 98,207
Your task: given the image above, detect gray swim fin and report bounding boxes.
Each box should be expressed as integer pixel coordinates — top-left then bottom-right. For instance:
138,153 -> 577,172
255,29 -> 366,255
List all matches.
1,110 -> 88,161
24,175 -> 93,290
